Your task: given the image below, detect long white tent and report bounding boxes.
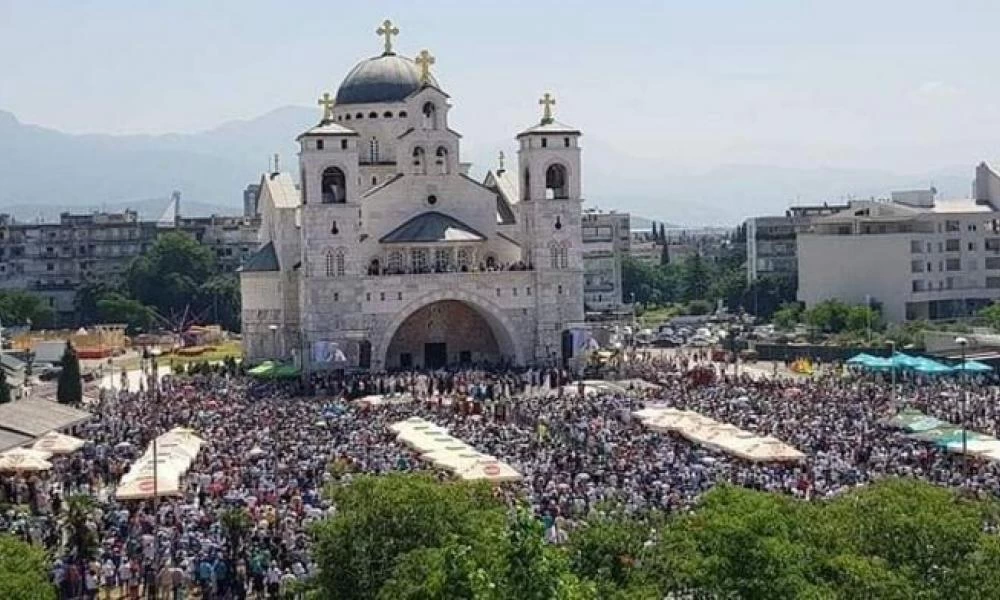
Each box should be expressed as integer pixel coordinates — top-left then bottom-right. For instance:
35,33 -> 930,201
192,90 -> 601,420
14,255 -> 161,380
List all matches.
634,406 -> 805,463
390,418 -> 523,482
116,427 -> 205,500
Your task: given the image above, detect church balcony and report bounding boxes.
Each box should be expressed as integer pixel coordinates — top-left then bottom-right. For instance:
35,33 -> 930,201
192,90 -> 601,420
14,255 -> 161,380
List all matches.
365,262 -> 534,277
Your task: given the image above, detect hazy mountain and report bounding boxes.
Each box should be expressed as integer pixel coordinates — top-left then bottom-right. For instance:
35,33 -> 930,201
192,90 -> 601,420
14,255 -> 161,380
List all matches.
0,107 -> 977,226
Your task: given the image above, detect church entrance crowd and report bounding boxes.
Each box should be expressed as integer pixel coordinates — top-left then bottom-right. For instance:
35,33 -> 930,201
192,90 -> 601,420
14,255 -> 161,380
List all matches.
4,352 -> 1000,599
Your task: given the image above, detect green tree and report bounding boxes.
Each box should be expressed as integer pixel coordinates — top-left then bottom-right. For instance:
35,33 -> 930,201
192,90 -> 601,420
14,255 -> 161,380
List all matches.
685,299 -> 713,316
980,301 -> 1000,330
56,341 -> 82,405
566,511 -> 649,596
73,279 -> 119,326
621,256 -> 666,307
659,237 -> 670,266
96,292 -> 154,334
127,231 -> 216,321
0,535 -> 56,600
0,368 -> 10,404
220,507 -> 253,565
199,274 -> 242,333
845,304 -> 881,335
0,290 -> 53,329
61,495 -> 99,573
803,299 -> 851,333
680,253 -> 709,301
772,302 -> 802,330
311,474 -> 507,600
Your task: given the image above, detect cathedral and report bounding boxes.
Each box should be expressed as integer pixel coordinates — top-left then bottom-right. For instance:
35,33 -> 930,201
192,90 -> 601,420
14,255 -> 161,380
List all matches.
240,20 -> 585,371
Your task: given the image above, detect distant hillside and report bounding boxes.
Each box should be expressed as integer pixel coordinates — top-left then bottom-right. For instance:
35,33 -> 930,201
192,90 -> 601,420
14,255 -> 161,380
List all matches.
0,107 -> 980,227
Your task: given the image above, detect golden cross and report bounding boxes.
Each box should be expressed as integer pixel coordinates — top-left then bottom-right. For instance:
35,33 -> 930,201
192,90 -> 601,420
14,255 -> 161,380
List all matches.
376,19 -> 400,55
498,150 -> 505,171
539,92 -> 556,125
317,92 -> 335,123
415,49 -> 435,83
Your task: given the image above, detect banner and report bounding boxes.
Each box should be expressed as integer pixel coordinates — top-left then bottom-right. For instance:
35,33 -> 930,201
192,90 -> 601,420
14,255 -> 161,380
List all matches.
313,341 -> 347,364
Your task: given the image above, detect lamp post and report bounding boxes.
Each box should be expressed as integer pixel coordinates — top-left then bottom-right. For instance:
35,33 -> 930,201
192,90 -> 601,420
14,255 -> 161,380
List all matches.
956,336 -> 969,477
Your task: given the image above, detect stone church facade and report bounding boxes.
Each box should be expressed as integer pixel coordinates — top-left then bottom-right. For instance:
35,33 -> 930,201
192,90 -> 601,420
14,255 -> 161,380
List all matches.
240,20 -> 585,371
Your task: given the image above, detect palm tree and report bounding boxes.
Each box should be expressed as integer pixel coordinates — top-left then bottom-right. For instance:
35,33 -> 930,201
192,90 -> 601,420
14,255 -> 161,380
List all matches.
220,507 -> 252,564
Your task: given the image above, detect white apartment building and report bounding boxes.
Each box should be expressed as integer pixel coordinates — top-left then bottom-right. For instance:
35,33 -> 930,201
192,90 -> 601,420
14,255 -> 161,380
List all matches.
581,210 -> 629,313
797,163 -> 1000,322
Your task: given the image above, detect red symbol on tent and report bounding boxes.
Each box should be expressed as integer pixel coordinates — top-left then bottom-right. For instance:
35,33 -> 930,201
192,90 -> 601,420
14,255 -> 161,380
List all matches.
138,479 -> 156,492
483,464 -> 501,476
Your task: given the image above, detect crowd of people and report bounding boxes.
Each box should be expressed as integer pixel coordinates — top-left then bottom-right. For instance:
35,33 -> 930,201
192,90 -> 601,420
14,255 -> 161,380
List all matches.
3,350 -> 1000,598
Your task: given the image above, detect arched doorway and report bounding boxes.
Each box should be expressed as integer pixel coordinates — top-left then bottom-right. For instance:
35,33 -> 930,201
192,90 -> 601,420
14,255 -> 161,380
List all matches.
382,298 -> 518,369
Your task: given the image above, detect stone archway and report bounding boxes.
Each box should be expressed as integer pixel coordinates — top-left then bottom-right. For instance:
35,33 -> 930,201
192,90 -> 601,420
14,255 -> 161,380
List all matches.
375,290 -> 523,370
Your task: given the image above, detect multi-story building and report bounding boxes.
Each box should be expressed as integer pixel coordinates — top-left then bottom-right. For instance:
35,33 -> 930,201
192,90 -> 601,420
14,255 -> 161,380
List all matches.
797,165 -> 1000,322
581,210 -> 629,313
629,230 -> 663,265
745,203 -> 849,283
0,206 -> 260,325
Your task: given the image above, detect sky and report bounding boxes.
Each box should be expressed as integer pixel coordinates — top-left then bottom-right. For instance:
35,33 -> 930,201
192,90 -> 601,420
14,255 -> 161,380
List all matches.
1,0 -> 999,178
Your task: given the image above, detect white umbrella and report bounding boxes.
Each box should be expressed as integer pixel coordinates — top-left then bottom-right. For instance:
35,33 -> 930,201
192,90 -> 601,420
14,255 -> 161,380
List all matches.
1,447 -> 53,461
248,447 -> 266,458
32,431 -> 86,456
116,473 -> 183,500
454,459 -> 522,483
0,453 -> 52,472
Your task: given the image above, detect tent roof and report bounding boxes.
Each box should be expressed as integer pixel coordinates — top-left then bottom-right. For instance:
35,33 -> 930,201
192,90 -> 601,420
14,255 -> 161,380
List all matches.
0,400 -> 92,437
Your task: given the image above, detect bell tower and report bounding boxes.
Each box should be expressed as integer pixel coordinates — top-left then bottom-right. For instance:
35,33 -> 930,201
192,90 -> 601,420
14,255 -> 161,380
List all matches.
517,92 -> 585,364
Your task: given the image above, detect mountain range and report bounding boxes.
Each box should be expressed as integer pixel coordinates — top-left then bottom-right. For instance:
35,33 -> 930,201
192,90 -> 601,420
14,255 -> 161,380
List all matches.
0,107 -> 976,226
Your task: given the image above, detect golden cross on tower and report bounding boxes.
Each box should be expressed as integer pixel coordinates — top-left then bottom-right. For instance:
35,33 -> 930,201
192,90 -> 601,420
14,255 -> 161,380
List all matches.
415,49 -> 435,84
376,19 -> 400,55
317,92 -> 335,123
539,92 -> 556,125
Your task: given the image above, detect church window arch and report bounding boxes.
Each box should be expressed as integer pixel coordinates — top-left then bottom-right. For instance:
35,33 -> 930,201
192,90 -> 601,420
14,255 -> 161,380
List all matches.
372,176 -> 378,186
564,137 -> 571,147
369,137 -> 379,163
523,169 -> 531,201
541,138 -> 548,148
368,111 -> 378,119
545,163 -> 569,199
399,110 -> 408,118
412,146 -> 426,175
355,112 -> 364,119
457,247 -> 472,271
435,146 -> 449,175
368,256 -> 381,275
341,139 -> 348,150
324,249 -> 335,277
383,111 -> 393,118
422,102 -> 438,129
334,248 -> 346,277
316,139 -> 324,151
344,114 -> 351,121
548,241 -> 569,269
321,166 -> 346,204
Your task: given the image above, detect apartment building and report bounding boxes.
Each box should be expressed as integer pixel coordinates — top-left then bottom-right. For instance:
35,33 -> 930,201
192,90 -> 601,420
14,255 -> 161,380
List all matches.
581,210 -> 630,313
797,165 -> 1000,322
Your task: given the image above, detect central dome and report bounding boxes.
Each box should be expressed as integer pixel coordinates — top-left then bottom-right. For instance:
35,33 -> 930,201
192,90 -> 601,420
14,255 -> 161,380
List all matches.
335,54 -> 439,106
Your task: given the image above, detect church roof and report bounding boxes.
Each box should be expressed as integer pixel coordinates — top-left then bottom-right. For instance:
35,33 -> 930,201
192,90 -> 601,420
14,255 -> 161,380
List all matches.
516,120 -> 581,138
297,121 -> 359,138
336,54 -> 440,105
240,241 -> 280,272
496,195 -> 516,225
261,172 -> 301,209
490,169 -> 520,205
380,211 -> 486,243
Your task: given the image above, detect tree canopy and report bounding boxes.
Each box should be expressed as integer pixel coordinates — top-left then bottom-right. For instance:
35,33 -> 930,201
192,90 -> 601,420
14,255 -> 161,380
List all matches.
0,290 -> 53,329
310,474 -> 1000,599
56,341 -> 82,405
0,535 -> 56,600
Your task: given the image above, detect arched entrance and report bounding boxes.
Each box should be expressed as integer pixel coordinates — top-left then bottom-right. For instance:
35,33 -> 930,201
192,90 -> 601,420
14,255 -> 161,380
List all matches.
378,292 -> 522,370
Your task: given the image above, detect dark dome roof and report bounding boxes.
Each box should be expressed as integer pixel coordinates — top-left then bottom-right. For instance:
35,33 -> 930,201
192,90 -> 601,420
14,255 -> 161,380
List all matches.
335,54 -> 439,105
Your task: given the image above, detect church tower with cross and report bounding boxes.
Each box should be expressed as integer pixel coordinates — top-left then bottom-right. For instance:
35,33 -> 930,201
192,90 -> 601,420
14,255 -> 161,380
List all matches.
240,20 -> 588,371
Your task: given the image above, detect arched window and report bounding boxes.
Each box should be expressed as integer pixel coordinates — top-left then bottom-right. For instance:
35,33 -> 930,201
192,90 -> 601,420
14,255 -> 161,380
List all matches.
368,257 -> 381,275
523,169 -> 531,201
325,249 -> 335,277
344,114 -> 351,121
399,110 -> 408,118
321,166 -> 346,204
545,163 -> 569,199
560,243 -> 569,269
368,111 -> 378,119
371,176 -> 378,186
355,112 -> 364,119
548,241 -> 569,269
435,146 -> 449,174
412,146 -> 426,175
457,247 -> 472,271
369,137 -> 379,163
422,102 -> 438,129
335,248 -> 346,277
383,111 -> 393,118
549,242 -> 559,269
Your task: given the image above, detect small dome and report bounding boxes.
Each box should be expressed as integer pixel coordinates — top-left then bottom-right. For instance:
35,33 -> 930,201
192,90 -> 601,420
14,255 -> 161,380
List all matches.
335,54 -> 439,106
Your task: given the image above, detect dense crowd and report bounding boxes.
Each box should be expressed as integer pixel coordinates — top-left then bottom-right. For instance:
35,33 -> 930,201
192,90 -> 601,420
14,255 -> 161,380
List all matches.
3,352 -> 1000,598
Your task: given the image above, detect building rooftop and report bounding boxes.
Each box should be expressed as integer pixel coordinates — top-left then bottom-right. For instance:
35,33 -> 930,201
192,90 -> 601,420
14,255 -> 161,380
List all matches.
380,211 -> 486,243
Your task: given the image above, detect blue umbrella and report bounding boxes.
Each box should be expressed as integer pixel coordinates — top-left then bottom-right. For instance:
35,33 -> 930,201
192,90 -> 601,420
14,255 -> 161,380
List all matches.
954,360 -> 993,373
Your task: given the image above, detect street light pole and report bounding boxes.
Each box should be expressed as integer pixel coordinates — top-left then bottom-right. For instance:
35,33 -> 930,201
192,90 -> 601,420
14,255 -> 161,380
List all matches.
888,340 -> 896,408
956,336 -> 969,478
